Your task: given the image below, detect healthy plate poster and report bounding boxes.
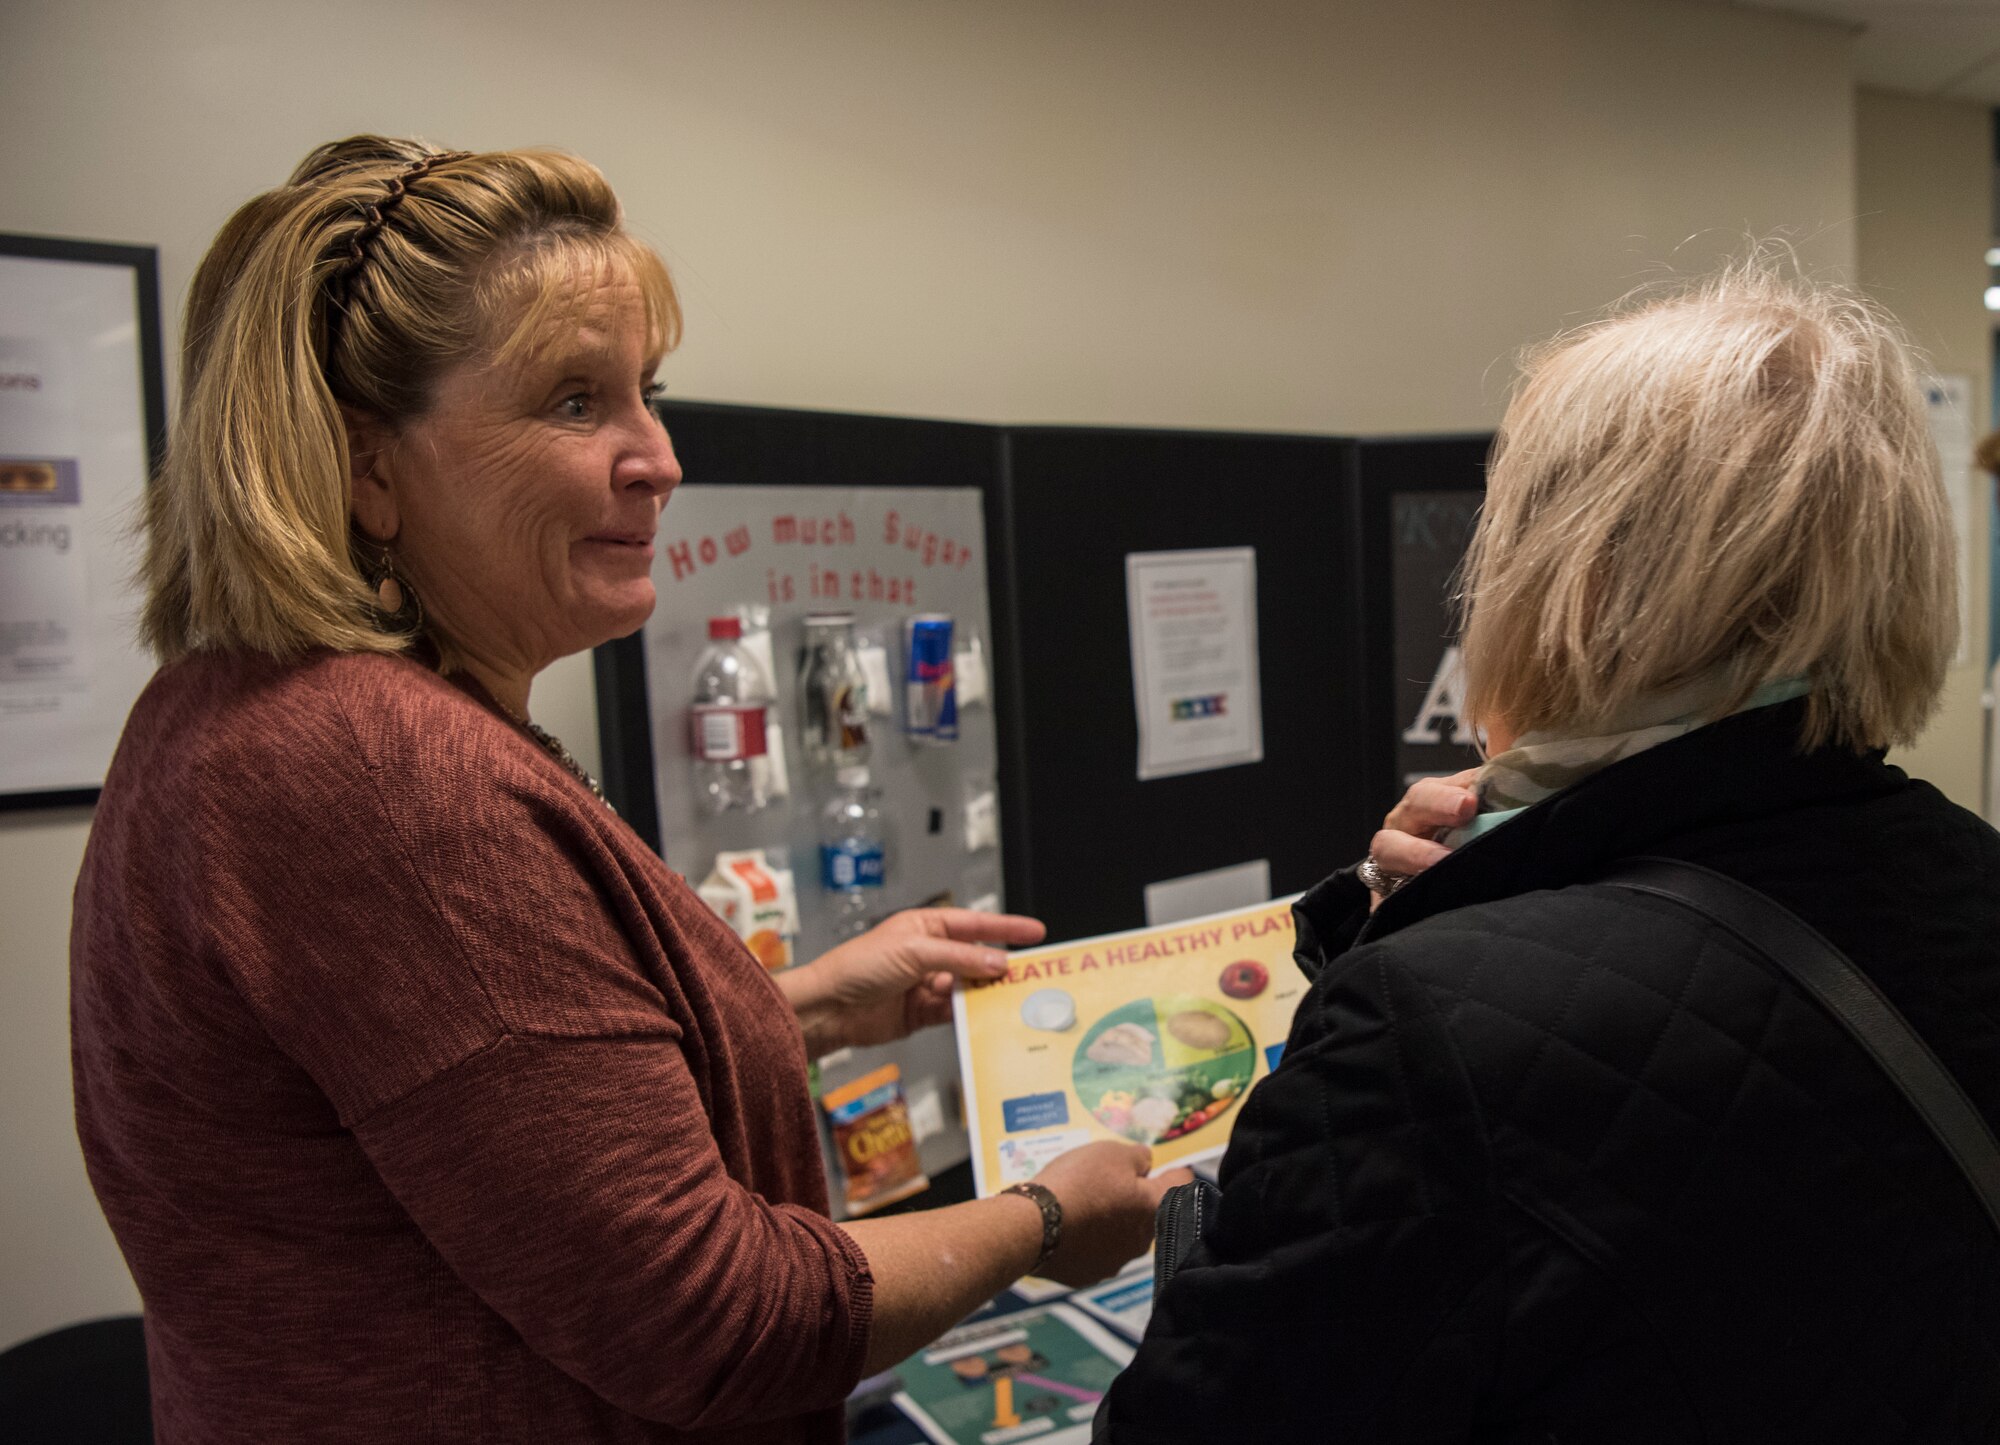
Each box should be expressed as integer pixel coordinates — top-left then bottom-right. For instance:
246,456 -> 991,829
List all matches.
953,897 -> 1308,1194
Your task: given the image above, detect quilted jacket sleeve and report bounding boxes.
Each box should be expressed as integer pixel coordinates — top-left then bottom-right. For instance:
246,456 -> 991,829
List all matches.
1096,942 -> 1511,1442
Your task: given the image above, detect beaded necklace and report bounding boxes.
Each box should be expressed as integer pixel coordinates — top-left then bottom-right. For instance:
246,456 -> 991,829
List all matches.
491,697 -> 614,812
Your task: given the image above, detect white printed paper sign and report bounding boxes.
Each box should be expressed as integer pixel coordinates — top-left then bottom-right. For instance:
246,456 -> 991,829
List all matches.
1125,547 -> 1263,780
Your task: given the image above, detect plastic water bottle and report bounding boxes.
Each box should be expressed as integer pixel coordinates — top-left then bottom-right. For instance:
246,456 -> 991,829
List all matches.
798,611 -> 872,772
820,766 -> 887,939
689,616 -> 772,816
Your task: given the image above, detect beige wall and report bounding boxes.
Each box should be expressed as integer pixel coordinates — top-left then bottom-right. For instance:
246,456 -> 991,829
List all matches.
0,813 -> 132,1341
0,0 -> 1878,1348
1856,88 -> 1993,812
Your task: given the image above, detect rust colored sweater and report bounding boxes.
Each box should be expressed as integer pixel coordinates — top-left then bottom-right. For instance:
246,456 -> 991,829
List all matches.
71,649 -> 873,1443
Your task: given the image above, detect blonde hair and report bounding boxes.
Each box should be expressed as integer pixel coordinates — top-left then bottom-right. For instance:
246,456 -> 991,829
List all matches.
143,135 -> 681,661
1460,264 -> 1954,752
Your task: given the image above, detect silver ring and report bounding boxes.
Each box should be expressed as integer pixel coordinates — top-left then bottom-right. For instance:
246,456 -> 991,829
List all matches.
1357,855 -> 1410,897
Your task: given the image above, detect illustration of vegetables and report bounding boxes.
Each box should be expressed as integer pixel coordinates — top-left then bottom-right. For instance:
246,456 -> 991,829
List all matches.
1129,1096 -> 1178,1138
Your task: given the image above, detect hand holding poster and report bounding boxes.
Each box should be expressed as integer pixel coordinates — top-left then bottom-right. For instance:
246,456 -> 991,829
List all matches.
952,898 -> 1307,1194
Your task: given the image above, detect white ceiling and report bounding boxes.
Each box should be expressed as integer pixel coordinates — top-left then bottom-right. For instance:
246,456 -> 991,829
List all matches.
1729,0 -> 2000,102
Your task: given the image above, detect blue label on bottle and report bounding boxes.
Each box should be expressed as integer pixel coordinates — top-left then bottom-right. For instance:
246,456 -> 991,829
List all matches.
821,844 -> 885,890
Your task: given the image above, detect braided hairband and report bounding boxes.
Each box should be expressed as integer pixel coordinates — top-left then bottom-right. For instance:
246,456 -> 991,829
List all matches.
334,150 -> 474,293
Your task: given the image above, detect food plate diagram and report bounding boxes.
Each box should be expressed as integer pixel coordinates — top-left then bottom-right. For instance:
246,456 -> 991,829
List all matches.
1072,997 -> 1255,1145
953,895 -> 1307,1193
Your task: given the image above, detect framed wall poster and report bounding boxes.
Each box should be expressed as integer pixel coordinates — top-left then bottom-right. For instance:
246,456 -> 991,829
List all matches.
0,235 -> 167,809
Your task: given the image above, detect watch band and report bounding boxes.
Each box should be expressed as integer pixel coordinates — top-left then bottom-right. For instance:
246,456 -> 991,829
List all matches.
1000,1181 -> 1063,1271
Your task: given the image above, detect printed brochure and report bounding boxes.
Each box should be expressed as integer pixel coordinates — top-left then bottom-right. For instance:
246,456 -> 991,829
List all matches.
1069,1270 -> 1156,1343
892,1303 -> 1133,1445
952,897 -> 1306,1194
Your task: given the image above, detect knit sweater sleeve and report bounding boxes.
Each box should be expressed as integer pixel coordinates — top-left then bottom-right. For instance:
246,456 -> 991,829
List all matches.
352,1037 -> 872,1429
185,659 -> 872,1428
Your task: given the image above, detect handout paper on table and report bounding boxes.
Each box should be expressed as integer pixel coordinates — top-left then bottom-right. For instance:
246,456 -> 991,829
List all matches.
952,896 -> 1307,1195
1069,1270 -> 1156,1343
892,1302 -> 1133,1445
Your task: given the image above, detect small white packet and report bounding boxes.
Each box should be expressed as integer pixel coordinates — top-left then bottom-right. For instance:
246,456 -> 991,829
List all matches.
752,720 -> 792,800
955,635 -> 989,708
732,605 -> 787,798
963,776 -> 999,852
857,643 -> 894,718
906,1076 -> 947,1144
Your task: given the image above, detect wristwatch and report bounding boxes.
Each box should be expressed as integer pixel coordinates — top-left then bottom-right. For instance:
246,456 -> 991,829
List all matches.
1000,1181 -> 1063,1271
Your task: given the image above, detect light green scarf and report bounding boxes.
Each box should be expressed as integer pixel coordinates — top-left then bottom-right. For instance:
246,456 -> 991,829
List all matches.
1447,675 -> 1810,848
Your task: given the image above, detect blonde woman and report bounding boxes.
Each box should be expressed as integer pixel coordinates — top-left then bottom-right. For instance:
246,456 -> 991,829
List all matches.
1100,271 -> 2000,1442
70,137 -> 1177,1445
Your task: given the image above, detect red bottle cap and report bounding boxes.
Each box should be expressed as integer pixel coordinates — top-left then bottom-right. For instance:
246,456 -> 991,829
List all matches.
707,616 -> 742,641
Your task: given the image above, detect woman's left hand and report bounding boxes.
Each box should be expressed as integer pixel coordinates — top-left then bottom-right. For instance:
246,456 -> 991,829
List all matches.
780,908 -> 1045,1055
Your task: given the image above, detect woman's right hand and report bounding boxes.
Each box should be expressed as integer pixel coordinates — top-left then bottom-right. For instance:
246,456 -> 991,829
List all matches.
1371,767 -> 1479,876
1364,767 -> 1479,909
842,1139 -> 1189,1372
1026,1141 -> 1187,1288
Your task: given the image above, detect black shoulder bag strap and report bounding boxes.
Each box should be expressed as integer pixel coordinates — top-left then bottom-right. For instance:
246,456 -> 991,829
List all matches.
1601,856 -> 2000,1239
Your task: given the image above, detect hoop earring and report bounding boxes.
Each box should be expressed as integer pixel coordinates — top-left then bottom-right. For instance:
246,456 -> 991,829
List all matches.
363,543 -> 424,636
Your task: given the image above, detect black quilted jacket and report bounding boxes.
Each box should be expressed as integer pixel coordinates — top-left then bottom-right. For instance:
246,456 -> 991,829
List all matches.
1099,700 -> 2000,1442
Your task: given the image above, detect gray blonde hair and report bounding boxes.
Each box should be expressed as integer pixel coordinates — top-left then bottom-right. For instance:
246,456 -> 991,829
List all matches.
1460,264 -> 1954,752
143,135 -> 681,661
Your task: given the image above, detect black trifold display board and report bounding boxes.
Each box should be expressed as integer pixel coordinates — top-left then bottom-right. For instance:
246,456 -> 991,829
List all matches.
1347,435 -> 1493,816
596,401 -> 1490,946
1001,426 -> 1356,939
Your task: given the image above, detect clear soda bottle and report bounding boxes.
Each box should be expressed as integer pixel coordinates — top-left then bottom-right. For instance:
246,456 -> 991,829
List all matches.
819,765 -> 887,939
798,612 -> 871,772
689,616 -> 772,816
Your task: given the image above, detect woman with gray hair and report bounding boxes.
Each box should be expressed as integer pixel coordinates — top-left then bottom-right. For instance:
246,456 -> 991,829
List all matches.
1099,268 -> 2000,1442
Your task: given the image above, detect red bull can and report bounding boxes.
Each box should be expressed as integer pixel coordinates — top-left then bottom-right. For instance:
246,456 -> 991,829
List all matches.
903,614 -> 958,743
